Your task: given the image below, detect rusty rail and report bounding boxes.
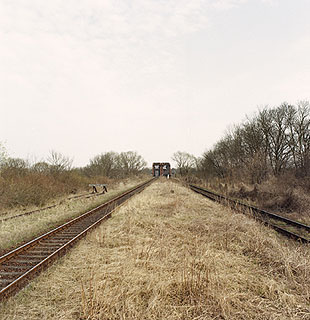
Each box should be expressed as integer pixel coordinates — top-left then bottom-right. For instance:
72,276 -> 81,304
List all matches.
189,184 -> 310,244
0,189 -> 107,222
0,178 -> 155,301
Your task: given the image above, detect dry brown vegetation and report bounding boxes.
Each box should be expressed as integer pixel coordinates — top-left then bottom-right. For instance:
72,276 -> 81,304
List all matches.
0,150 -> 148,211
1,180 -> 310,319
231,176 -> 310,221
174,102 -> 310,221
195,175 -> 310,225
0,178 -> 143,253
0,170 -> 89,210
181,172 -> 310,225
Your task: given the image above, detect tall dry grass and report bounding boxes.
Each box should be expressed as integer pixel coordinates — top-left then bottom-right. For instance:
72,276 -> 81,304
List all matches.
1,180 -> 310,319
0,178 -> 143,252
0,171 -> 92,210
187,173 -> 310,224
225,173 -> 310,224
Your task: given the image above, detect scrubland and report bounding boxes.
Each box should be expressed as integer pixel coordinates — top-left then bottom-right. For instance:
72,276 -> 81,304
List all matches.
185,174 -> 310,225
0,178 -> 143,253
0,150 -> 148,211
0,170 -> 90,211
228,177 -> 310,224
1,180 -> 310,319
185,102 -> 310,224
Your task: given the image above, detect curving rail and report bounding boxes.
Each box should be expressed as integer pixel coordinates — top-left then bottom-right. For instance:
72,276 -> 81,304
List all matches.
0,178 -> 155,301
189,184 -> 310,244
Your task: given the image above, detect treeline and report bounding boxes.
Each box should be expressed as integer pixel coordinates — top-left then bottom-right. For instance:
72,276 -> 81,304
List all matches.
0,149 -> 147,209
173,102 -> 310,184
201,101 -> 310,183
172,102 -> 310,213
84,151 -> 147,178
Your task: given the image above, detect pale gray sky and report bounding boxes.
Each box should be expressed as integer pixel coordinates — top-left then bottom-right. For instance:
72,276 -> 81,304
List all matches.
1,0 -> 309,167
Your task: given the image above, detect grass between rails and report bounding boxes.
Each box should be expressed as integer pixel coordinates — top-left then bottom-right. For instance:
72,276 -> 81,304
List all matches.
0,179 -> 144,253
1,180 -> 310,319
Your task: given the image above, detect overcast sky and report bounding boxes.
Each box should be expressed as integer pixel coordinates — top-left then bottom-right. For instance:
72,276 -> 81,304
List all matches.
1,0 -> 310,167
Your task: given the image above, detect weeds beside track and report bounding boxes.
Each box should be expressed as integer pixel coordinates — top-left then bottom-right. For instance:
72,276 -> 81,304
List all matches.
189,184 -> 310,243
0,191 -> 107,222
0,178 -> 155,301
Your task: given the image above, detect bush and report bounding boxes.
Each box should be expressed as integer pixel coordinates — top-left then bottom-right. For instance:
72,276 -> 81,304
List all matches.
0,170 -> 90,210
0,150 -> 147,211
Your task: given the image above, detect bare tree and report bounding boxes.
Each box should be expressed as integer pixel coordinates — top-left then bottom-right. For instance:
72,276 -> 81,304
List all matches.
0,157 -> 29,178
86,152 -> 119,177
269,104 -> 292,174
286,101 -> 310,175
201,150 -> 227,178
0,142 -> 7,166
172,151 -> 196,175
31,161 -> 50,174
47,150 -> 73,174
118,151 -> 147,175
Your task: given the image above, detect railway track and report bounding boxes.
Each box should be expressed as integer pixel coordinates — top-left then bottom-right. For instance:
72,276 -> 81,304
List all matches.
0,178 -> 155,301
0,189 -> 106,222
189,184 -> 310,244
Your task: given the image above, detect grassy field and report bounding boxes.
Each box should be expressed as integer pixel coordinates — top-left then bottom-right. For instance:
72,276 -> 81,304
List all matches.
1,179 -> 310,319
0,178 -> 144,253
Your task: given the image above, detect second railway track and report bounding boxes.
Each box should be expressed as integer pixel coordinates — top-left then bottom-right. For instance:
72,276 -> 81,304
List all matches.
190,184 -> 310,244
1,188 -> 107,222
0,178 -> 155,301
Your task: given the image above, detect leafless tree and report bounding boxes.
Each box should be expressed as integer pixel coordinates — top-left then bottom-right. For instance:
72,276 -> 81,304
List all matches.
199,101 -> 310,183
0,157 -> 29,178
86,152 -> 119,177
0,142 -> 7,166
31,161 -> 50,174
286,101 -> 310,175
47,150 -> 73,174
118,151 -> 147,175
172,151 -> 196,175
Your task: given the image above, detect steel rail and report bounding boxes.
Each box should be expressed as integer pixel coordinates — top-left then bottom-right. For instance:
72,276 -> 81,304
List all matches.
0,190 -> 106,222
189,184 -> 310,244
0,178 -> 155,301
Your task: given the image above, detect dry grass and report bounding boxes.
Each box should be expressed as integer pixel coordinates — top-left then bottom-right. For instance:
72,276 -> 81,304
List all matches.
1,179 -> 310,319
192,175 -> 310,225
227,177 -> 310,224
0,179 -> 143,252
0,171 -> 91,210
